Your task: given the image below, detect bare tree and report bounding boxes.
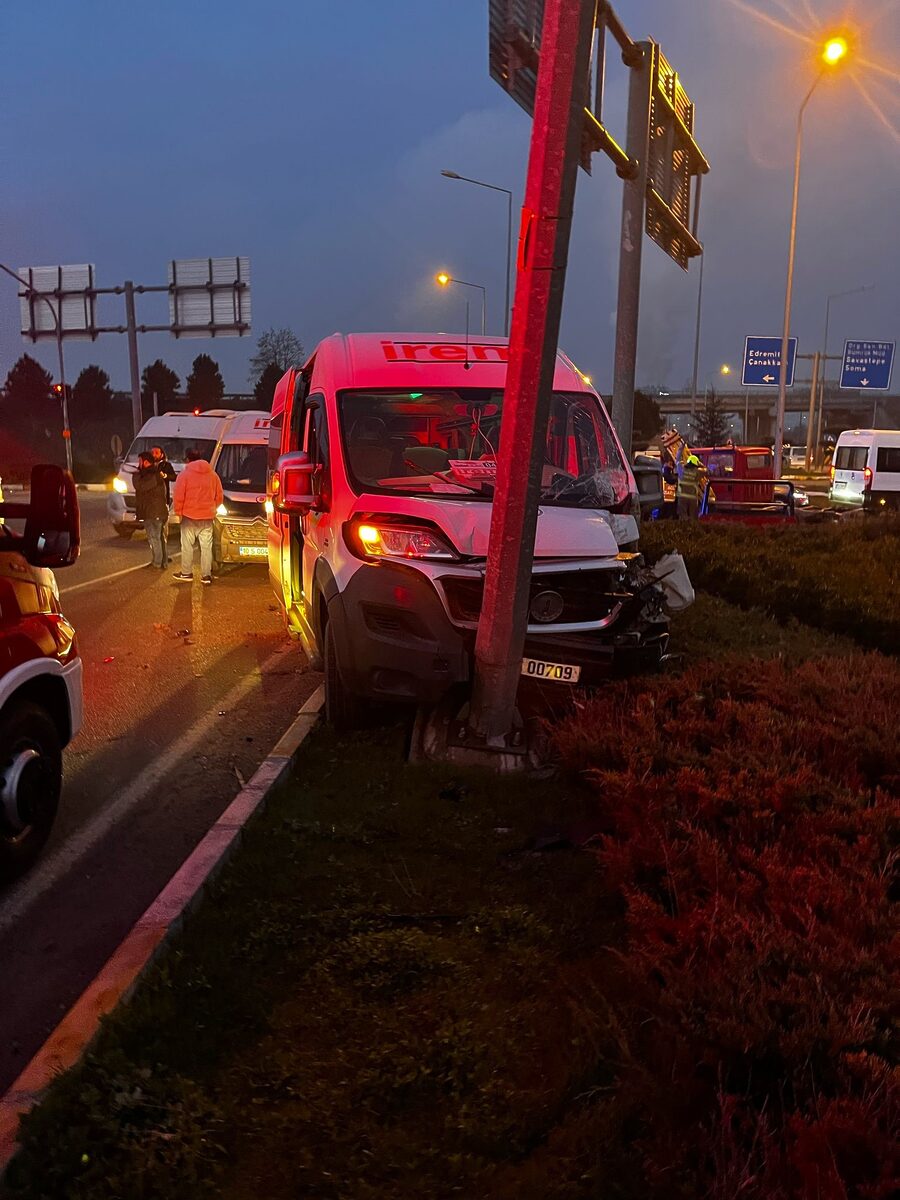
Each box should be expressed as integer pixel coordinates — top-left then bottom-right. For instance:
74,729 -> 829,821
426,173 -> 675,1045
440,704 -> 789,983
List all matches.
248,328 -> 305,385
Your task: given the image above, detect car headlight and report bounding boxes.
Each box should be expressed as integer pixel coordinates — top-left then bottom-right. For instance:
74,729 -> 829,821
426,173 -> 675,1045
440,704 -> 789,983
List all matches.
346,520 -> 458,562
113,476 -> 128,494
216,503 -> 228,517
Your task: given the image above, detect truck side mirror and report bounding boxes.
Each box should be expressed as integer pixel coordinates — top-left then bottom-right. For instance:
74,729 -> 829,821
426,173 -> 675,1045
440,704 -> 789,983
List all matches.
274,451 -> 317,513
22,465 -> 81,568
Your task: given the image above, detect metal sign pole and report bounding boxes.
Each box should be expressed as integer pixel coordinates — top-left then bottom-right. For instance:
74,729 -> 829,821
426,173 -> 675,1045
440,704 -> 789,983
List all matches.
611,42 -> 654,457
123,281 -> 143,436
805,351 -> 819,469
55,326 -> 73,475
469,0 -> 596,744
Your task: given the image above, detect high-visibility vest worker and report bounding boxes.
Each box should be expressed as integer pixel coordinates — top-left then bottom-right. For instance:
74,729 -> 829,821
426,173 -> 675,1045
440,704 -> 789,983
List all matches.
677,454 -> 702,518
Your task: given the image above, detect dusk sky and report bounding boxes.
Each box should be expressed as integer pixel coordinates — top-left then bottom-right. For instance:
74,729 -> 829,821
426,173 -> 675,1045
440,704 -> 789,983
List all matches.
2,0 -> 898,399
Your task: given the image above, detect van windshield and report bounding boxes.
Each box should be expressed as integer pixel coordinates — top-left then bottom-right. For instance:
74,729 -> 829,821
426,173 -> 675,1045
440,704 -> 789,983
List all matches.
338,389 -> 630,509
125,437 -> 217,465
216,443 -> 268,492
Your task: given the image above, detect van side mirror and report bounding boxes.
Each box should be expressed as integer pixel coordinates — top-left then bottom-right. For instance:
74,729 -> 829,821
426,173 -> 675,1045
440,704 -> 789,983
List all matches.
274,451 -> 317,513
23,465 -> 81,568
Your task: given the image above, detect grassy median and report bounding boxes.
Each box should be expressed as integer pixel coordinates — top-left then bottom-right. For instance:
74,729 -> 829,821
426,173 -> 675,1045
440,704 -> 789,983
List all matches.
8,591 -> 898,1198
639,515 -> 900,651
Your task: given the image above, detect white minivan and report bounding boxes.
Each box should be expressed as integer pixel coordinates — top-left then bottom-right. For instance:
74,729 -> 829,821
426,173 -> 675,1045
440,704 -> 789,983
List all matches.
210,410 -> 271,564
108,410 -> 236,537
828,428 -> 900,511
267,332 -> 674,727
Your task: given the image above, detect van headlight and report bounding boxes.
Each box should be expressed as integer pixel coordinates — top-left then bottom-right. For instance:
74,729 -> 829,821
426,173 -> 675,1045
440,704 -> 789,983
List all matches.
345,519 -> 458,562
113,477 -> 128,494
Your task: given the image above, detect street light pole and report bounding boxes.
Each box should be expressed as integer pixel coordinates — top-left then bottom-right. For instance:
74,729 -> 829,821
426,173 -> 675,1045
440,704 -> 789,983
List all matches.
0,261 -> 73,474
689,249 -> 704,417
775,34 -> 849,472
441,171 -> 513,337
774,71 -> 822,474
435,273 -> 487,335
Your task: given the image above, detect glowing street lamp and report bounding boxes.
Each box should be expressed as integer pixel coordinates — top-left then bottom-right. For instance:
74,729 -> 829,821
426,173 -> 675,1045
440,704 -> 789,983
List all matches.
774,33 -> 850,471
433,271 -> 487,335
720,364 -> 731,376
822,36 -> 848,65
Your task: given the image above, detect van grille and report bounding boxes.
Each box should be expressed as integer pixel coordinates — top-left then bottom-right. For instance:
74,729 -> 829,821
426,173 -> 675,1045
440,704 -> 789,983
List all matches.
441,570 -> 626,626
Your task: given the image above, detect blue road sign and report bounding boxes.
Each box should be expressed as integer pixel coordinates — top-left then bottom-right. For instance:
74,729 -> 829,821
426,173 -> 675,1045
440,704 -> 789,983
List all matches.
839,340 -> 895,391
742,336 -> 798,387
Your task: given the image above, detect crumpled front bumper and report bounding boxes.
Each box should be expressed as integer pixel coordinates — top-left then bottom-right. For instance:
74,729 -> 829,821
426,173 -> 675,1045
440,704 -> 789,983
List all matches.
328,556 -> 673,704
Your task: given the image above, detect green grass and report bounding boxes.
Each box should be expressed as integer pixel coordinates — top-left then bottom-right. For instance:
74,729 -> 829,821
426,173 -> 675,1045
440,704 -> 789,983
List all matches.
640,516 -> 900,652
11,730 -> 622,1199
6,597 -> 878,1199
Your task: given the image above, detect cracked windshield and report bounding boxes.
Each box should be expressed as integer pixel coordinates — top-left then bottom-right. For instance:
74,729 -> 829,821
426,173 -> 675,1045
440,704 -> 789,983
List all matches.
339,389 -> 630,507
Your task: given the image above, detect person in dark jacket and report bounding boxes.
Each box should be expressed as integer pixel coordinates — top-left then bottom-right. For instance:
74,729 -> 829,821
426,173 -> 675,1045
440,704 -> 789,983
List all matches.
133,452 -> 169,568
151,445 -> 176,564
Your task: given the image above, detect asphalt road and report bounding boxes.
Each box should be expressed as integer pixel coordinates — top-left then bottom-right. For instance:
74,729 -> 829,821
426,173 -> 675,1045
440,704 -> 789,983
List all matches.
0,494 -> 320,1093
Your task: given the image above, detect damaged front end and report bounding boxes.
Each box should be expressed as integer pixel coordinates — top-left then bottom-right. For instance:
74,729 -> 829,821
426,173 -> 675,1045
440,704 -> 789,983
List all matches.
438,551 -> 693,685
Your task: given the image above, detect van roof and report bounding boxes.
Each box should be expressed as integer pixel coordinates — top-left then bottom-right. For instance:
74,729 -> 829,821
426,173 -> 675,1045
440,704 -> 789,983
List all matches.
134,412 -> 233,436
217,410 -> 272,442
835,428 -> 900,441
272,332 -> 596,417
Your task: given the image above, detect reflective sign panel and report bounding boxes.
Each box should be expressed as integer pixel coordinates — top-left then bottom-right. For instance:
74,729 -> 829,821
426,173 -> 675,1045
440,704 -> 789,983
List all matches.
18,264 -> 97,340
168,257 -> 251,338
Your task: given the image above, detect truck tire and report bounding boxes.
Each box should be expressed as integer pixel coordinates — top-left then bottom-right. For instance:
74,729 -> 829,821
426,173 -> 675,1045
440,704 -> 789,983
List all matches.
324,619 -> 366,733
0,702 -> 62,883
114,525 -> 134,539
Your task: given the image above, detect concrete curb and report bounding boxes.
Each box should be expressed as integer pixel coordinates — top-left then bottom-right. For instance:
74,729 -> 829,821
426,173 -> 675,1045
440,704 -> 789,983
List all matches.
0,685 -> 325,1175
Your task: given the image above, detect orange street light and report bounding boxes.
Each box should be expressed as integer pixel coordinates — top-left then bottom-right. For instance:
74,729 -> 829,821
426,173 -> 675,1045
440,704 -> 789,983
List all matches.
435,271 -> 450,287
822,36 -> 848,66
775,33 -> 851,469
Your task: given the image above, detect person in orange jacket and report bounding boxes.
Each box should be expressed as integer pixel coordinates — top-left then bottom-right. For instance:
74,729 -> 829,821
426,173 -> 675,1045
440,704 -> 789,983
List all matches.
171,447 -> 223,585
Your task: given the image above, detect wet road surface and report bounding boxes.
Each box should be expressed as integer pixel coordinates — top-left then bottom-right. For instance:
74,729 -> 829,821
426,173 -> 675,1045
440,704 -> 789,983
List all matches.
0,495 -> 320,1091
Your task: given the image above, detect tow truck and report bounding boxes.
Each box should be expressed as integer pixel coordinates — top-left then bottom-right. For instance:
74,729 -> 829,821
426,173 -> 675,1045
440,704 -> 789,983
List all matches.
656,432 -> 800,523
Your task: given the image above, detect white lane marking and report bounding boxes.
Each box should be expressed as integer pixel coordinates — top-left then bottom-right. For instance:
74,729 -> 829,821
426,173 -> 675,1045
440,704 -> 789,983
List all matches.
0,649 -> 287,935
61,553 -> 181,595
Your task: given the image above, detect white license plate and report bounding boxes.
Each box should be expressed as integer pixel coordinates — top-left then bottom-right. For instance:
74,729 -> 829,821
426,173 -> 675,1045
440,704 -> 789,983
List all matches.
238,545 -> 267,557
834,481 -> 846,489
521,657 -> 581,684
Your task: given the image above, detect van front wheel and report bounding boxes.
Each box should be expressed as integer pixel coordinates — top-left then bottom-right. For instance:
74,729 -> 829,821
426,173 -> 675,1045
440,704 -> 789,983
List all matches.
0,702 -> 62,883
324,620 -> 366,733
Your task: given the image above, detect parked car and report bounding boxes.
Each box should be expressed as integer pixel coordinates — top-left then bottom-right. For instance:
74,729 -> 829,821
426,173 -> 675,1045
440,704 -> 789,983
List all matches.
107,410 -> 236,537
210,411 -> 271,565
783,445 -> 808,470
267,332 -> 675,728
0,466 -> 82,880
829,428 -> 900,511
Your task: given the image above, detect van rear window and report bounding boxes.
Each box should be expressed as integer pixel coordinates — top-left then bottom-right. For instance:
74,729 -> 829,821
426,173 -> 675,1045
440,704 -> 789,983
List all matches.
835,446 -> 868,471
876,447 -> 900,473
745,453 -> 771,471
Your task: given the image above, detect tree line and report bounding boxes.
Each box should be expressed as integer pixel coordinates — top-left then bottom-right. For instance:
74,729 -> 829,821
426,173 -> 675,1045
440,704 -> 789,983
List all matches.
0,328 -> 304,482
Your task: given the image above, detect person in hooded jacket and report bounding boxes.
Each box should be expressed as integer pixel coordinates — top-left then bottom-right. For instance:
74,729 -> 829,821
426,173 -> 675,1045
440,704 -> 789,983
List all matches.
133,452 -> 169,568
172,447 -> 223,585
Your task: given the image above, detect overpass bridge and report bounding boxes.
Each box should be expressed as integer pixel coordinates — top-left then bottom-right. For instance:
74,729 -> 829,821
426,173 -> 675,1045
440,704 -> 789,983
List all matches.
654,386 -> 899,443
